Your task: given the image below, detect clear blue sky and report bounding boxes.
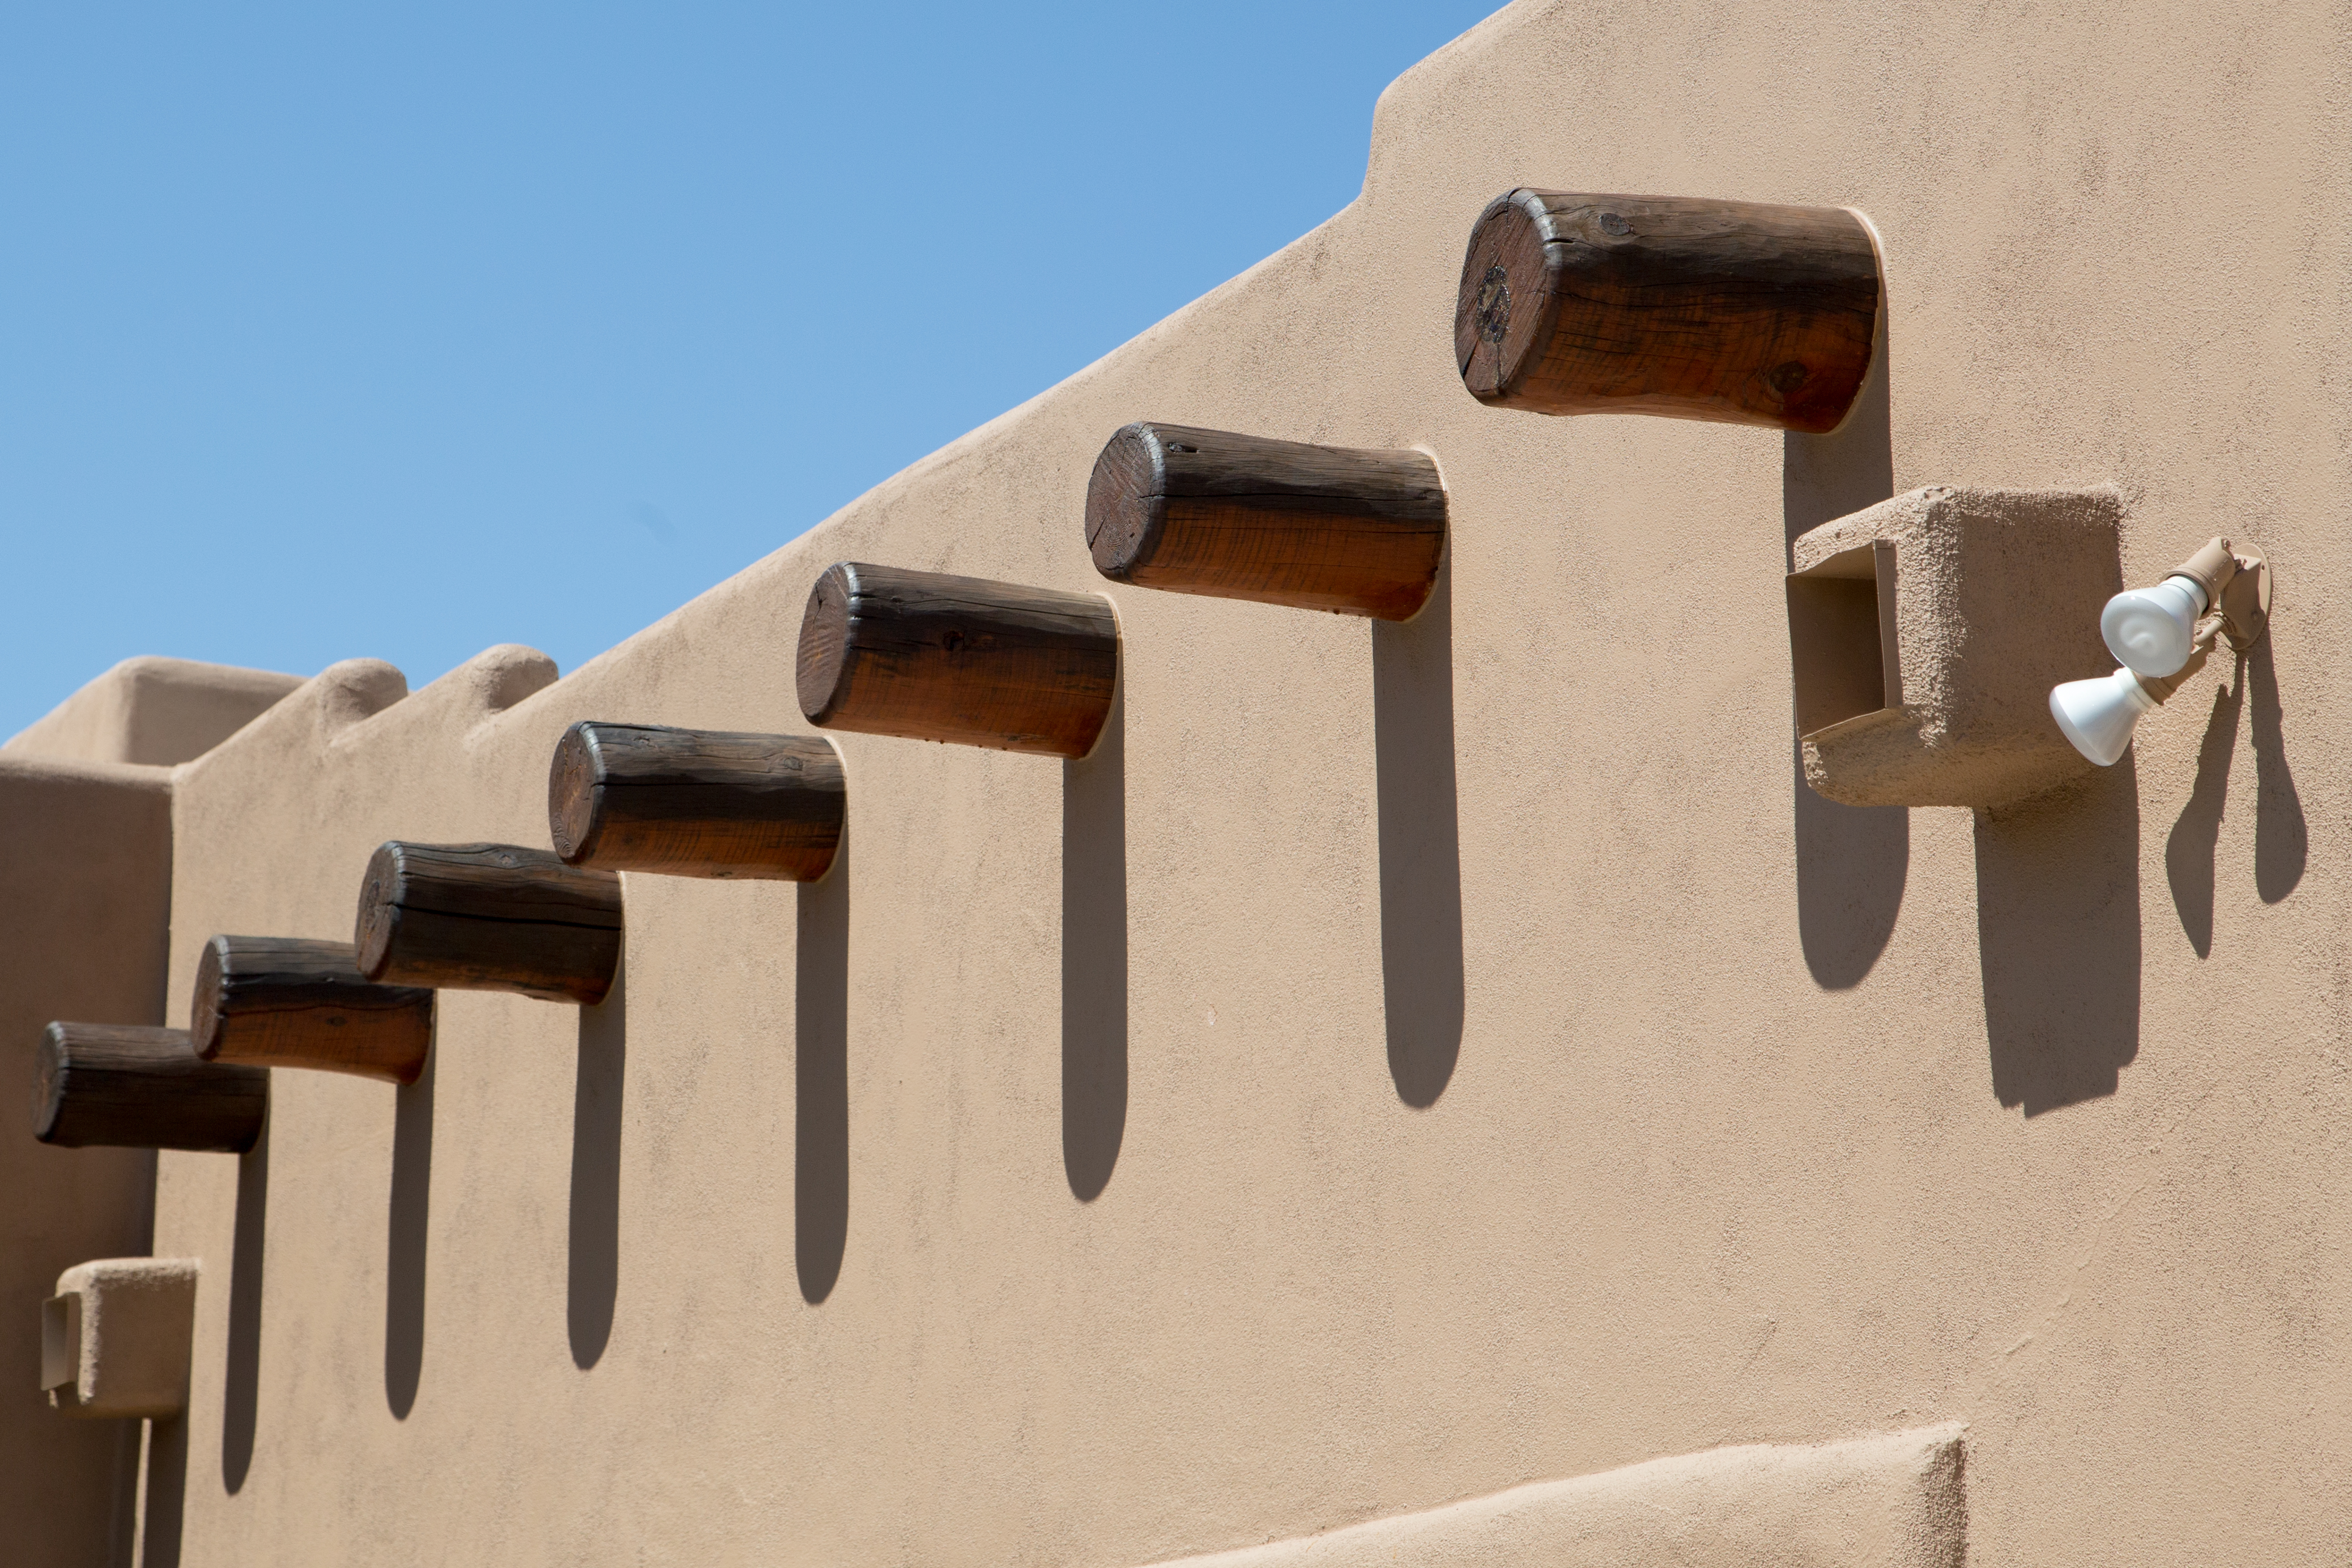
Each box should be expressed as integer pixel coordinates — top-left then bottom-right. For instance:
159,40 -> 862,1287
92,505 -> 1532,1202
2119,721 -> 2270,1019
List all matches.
0,2 -> 1502,736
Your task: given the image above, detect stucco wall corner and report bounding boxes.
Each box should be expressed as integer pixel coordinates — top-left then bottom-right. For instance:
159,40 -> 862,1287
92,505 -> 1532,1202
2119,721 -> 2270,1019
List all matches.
0,752 -> 178,1566
3,655 -> 305,768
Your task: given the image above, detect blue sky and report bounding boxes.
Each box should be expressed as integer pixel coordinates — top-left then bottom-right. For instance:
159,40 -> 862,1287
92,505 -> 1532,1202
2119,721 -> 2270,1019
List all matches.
0,2 -> 1502,735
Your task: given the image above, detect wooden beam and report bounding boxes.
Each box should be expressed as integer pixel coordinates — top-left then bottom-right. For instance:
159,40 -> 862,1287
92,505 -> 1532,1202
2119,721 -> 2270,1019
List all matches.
32,1024 -> 267,1153
1455,191 -> 1880,433
1085,424 -> 1445,620
796,563 -> 1118,757
191,935 -> 434,1085
356,842 -> 623,1004
549,722 -> 845,881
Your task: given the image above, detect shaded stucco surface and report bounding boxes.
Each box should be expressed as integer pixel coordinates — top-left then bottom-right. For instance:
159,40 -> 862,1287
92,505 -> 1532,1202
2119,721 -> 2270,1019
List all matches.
0,756 -> 173,1566
123,1 -> 2351,1563
2,658 -> 302,1565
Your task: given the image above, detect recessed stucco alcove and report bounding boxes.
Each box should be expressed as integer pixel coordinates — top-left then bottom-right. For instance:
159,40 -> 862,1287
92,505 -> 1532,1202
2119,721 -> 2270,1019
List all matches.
1789,485 -> 2123,809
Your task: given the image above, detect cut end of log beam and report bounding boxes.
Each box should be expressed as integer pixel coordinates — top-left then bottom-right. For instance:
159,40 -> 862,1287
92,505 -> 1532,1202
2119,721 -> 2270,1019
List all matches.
795,563 -> 1119,757
1085,423 -> 1446,620
797,568 -> 854,721
1455,190 -> 1881,433
32,1024 -> 267,1152
549,722 -> 845,880
191,935 -> 434,1085
356,841 -> 623,1004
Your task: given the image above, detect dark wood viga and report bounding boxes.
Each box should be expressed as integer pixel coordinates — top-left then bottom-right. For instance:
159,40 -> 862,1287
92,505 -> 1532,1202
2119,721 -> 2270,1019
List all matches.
1085,423 -> 1446,620
1455,190 -> 1881,433
356,842 -> 623,1004
550,723 -> 845,881
33,1024 -> 267,1152
192,935 -> 434,1084
796,563 -> 1118,758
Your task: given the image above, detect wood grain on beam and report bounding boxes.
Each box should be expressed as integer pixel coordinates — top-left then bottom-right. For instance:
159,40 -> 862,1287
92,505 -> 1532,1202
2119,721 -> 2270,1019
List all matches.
796,563 -> 1117,758
1086,423 -> 1444,620
550,722 -> 845,881
1456,190 -> 1880,433
192,935 -> 434,1084
32,1023 -> 267,1152
356,842 -> 623,1004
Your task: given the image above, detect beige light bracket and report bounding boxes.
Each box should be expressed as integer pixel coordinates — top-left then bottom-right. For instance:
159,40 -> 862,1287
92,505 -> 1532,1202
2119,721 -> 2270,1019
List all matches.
2136,617 -> 2225,704
2050,535 -> 2276,769
2171,536 -> 2271,654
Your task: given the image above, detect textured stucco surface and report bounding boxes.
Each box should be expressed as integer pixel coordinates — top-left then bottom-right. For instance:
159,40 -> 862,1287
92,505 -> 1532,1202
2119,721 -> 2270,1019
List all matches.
5,656 -> 302,769
0,756 -> 174,1566
52,1258 -> 201,1421
1795,485 -> 2120,808
126,0 -> 2350,1563
2,659 -> 299,1565
1152,1424 -> 1966,1568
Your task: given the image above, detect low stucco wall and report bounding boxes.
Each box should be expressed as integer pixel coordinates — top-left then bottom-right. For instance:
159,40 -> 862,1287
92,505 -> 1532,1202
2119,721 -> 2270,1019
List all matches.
129,1 -> 2349,1563
1153,1424 -> 1967,1568
2,659 -> 300,1566
0,756 -> 173,1567
6,658 -> 303,770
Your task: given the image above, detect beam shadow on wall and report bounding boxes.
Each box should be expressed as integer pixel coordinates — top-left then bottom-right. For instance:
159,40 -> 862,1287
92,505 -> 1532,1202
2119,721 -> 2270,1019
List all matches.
569,964 -> 625,1367
1374,559 -> 1464,1108
798,838 -> 851,1302
2165,674 -> 2241,957
1783,310 -> 1906,988
2249,638 -> 2306,904
384,1040 -> 433,1416
139,1414 -> 187,1567
1063,687 -> 1127,1200
2162,637 -> 2307,957
220,1125 -> 267,1494
1976,762 -> 2141,1113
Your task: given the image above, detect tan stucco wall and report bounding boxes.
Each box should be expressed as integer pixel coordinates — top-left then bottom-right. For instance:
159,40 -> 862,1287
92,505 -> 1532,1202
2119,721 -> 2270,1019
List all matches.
3,660 -> 300,1566
122,1 -> 2349,1563
1153,1424 -> 1967,1568
0,756 -> 174,1567
6,657 -> 304,769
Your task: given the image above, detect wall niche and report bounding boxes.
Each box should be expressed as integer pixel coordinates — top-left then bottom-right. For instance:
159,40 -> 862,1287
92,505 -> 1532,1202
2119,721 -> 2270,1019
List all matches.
1788,485 -> 2122,809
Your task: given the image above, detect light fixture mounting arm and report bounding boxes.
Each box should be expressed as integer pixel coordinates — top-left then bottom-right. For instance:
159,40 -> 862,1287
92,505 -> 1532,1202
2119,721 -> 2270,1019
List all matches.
2134,617 -> 2223,704
2171,536 -> 2271,654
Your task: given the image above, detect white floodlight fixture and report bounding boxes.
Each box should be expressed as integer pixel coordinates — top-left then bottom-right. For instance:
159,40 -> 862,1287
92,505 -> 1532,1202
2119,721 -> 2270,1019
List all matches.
2053,536 -> 2270,767
2051,638 -> 2206,766
2101,576 -> 2206,676
2100,538 -> 2256,677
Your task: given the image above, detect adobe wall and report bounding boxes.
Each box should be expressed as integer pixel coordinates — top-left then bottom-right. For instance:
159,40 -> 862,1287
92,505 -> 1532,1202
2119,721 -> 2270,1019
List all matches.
127,1 -> 2347,1563
2,660 -> 297,1566
0,757 -> 171,1567
6,658 -> 304,770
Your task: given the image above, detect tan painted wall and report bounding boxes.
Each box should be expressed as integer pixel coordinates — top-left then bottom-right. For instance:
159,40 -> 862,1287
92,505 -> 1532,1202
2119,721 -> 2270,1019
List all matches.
120,0 -> 2351,1563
